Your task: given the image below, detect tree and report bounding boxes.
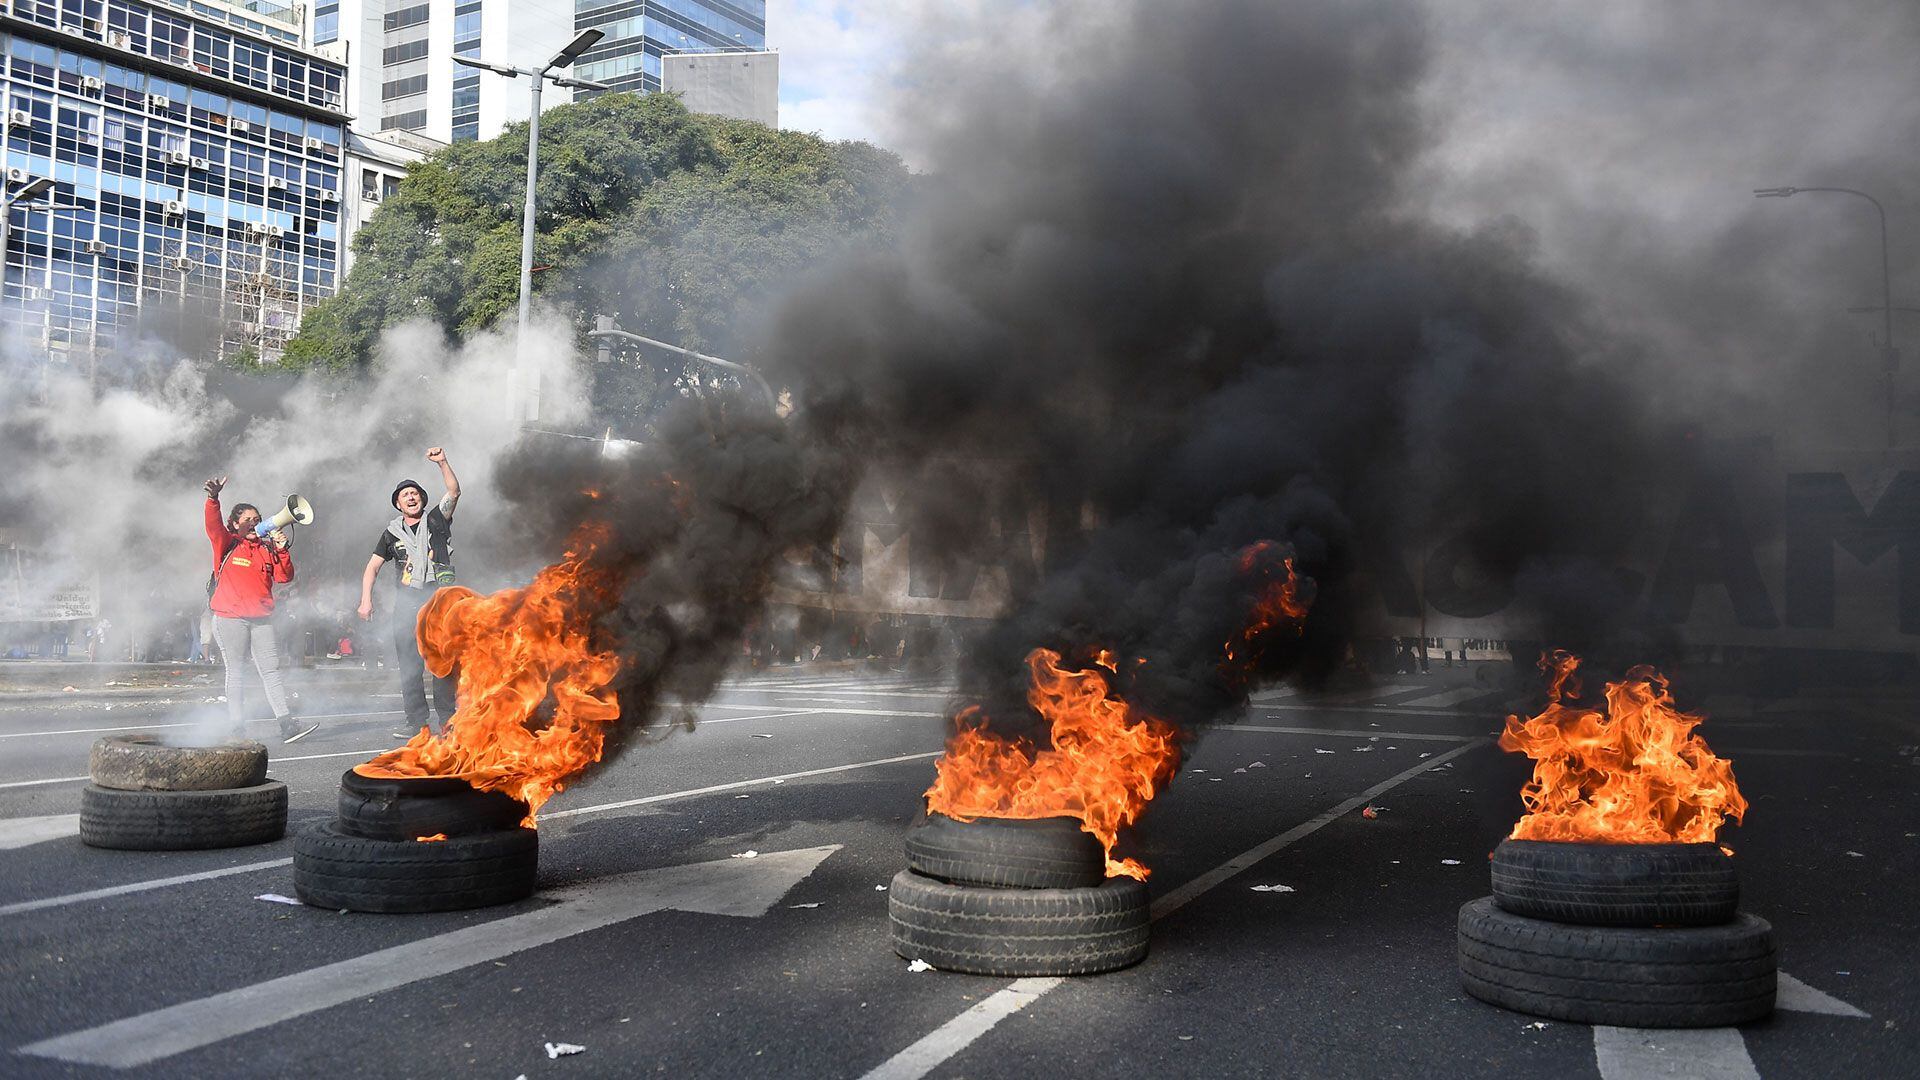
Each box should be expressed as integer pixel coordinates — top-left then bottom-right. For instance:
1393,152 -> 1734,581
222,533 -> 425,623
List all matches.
284,93 -> 910,430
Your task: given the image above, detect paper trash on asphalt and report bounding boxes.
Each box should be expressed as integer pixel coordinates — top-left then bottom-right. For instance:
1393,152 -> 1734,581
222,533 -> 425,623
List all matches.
906,959 -> 934,972
1361,806 -> 1381,819
750,733 -> 774,739
1315,749 -> 1336,754
789,902 -> 822,909
544,1042 -> 586,1059
731,850 -> 760,859
1249,884 -> 1296,893
1441,859 -> 1462,865
1248,761 -> 1267,768
254,893 -> 303,906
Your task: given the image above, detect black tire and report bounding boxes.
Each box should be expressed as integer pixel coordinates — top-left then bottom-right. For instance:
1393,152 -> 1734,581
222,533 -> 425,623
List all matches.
888,869 -> 1149,976
334,769 -> 529,842
89,735 -> 268,792
905,813 -> 1105,890
291,821 -> 538,913
1492,839 -> 1739,927
79,781 -> 287,850
1457,897 -> 1775,1028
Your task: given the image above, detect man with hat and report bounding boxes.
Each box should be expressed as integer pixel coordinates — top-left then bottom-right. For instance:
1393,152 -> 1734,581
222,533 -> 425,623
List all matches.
358,447 -> 461,734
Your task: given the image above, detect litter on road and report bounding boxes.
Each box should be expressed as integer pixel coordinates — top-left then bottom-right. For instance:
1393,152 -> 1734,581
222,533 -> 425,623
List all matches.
906,959 -> 933,972
731,850 -> 760,859
1250,884 -> 1296,893
1441,859 -> 1462,865
254,894 -> 302,906
545,1041 -> 586,1058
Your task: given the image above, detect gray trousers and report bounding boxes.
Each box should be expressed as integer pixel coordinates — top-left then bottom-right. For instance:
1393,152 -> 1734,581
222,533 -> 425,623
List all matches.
213,615 -> 291,732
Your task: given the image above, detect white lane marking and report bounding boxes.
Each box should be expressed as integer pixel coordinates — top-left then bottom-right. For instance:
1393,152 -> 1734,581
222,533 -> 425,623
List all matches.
1593,1026 -> 1760,1080
0,722 -> 198,739
0,774 -> 89,790
542,751 -> 942,820
0,710 -> 405,741
691,709 -> 825,726
1776,971 -> 1870,1017
1395,686 -> 1490,708
0,813 -> 80,850
1205,723 -> 1479,743
1151,739 -> 1485,919
0,748 -> 399,791
0,752 -> 936,918
0,858 -> 294,918
859,738 -> 1488,1080
18,845 -> 842,1068
1260,702 -> 1500,719
861,979 -> 1064,1080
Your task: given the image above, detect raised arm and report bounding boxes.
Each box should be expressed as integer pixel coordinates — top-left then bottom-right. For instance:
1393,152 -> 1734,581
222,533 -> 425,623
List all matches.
427,447 -> 459,515
203,476 -> 229,553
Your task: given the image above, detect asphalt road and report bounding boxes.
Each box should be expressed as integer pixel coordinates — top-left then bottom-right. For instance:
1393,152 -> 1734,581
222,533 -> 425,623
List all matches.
0,664 -> 1912,1079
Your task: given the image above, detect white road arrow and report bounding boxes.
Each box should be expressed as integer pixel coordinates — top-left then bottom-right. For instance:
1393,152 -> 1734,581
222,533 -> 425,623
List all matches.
18,843 -> 841,1069
1593,970 -> 1870,1080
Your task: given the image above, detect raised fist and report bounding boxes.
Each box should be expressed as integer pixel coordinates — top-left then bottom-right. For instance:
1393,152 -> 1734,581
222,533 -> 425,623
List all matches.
425,447 -> 446,464
204,475 -> 228,498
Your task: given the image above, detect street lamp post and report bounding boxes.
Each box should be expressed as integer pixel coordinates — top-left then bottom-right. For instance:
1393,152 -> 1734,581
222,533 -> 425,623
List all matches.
454,30 -> 609,422
1,175 -> 56,284
1754,185 -> 1900,448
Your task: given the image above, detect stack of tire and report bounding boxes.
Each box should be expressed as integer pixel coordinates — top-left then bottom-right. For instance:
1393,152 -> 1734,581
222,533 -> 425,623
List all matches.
290,769 -> 538,913
1458,839 -> 1776,1027
81,735 -> 286,850
888,813 -> 1150,976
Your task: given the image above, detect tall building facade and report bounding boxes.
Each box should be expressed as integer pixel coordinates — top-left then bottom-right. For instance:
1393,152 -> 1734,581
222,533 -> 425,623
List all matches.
313,0 -> 578,145
1,0 -> 348,362
573,0 -> 764,97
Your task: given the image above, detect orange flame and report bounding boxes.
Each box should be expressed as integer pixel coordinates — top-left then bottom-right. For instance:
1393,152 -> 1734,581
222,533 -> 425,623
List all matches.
415,833 -> 448,843
923,542 -> 1312,879
355,525 -> 624,823
925,648 -> 1180,879
1224,540 -> 1310,667
1499,651 -> 1747,844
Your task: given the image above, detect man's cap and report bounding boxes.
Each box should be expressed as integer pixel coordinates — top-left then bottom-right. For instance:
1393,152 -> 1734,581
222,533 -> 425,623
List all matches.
391,480 -> 429,509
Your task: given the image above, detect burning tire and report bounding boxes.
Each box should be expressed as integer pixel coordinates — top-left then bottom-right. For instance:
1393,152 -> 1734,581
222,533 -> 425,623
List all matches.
1457,897 -> 1775,1028
79,781 -> 288,850
89,735 -> 268,792
333,769 -> 530,842
887,869 -> 1150,976
1491,839 -> 1739,927
291,821 -> 538,913
904,813 -> 1105,890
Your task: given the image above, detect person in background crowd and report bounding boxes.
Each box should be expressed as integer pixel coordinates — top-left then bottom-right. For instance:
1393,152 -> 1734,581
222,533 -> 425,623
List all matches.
204,476 -> 315,743
359,447 -> 461,735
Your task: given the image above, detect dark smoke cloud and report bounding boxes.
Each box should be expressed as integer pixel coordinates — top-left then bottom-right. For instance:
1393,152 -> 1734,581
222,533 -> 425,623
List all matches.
750,0 -> 1680,734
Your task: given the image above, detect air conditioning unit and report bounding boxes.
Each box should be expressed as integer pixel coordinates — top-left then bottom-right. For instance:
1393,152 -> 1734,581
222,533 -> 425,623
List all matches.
163,200 -> 187,215
84,240 -> 106,254
148,94 -> 172,110
172,256 -> 193,270
265,224 -> 286,239
363,188 -> 382,203
266,176 -> 288,190
304,137 -> 326,151
107,30 -> 130,48
6,110 -> 32,128
319,189 -> 339,203
61,25 -> 85,37
6,167 -> 28,184
230,119 -> 251,134
23,286 -> 45,301
165,150 -> 191,165
81,75 -> 105,92
189,156 -> 209,171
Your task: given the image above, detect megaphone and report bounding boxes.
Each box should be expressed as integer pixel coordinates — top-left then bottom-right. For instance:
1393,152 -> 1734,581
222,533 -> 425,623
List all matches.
255,494 -> 315,537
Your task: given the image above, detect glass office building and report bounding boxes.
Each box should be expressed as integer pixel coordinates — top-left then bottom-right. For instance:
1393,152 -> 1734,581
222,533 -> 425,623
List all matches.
1,0 -> 346,363
573,0 -> 764,97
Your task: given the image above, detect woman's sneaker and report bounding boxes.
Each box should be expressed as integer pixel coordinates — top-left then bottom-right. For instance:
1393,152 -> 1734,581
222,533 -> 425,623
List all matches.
279,716 -> 320,744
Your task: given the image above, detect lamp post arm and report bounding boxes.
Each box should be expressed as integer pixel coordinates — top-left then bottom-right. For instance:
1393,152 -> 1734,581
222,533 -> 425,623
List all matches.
589,327 -> 778,409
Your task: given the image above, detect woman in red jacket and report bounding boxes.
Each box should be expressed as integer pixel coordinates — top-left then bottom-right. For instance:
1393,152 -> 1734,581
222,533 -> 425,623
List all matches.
204,476 -> 317,743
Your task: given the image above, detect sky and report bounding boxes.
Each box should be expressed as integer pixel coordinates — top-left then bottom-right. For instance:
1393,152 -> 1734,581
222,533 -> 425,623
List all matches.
769,0 -> 902,147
